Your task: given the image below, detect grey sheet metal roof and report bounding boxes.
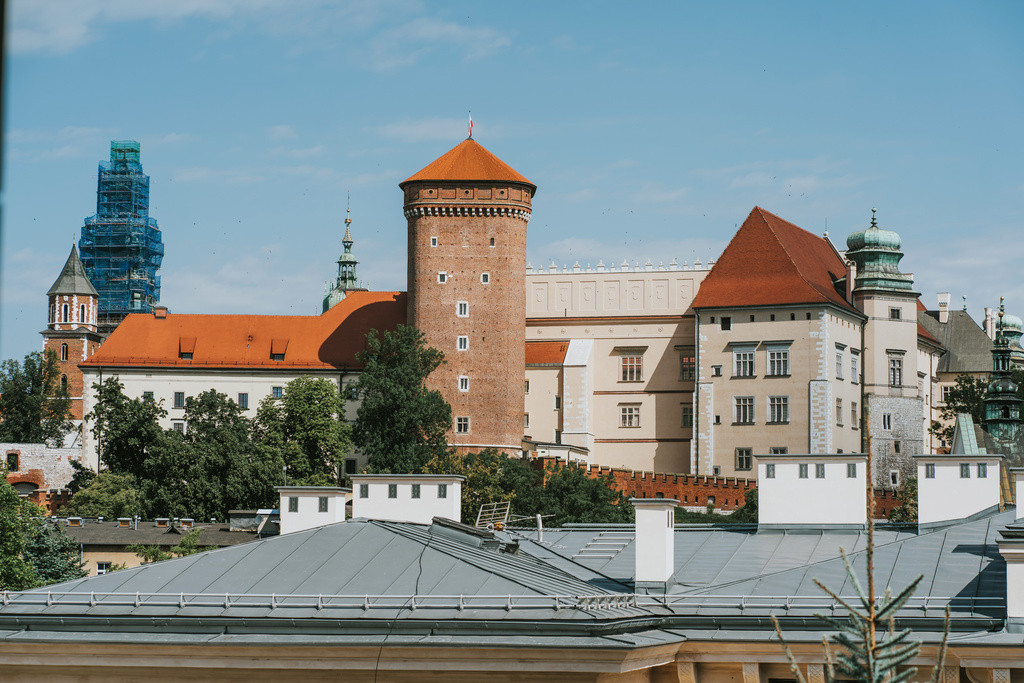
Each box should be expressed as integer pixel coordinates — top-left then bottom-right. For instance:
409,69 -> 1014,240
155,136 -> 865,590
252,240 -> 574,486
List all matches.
919,310 -> 993,374
47,245 -> 98,297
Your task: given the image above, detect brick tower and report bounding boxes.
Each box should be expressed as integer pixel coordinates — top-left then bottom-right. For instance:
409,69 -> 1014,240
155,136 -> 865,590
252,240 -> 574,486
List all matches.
41,246 -> 102,423
401,138 -> 535,452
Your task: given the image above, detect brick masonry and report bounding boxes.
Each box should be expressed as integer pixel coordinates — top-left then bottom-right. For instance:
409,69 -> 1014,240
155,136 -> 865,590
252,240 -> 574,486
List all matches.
4,442 -> 86,515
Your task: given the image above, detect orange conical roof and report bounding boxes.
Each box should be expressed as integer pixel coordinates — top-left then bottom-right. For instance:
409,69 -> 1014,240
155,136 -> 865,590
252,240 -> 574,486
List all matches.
401,139 -> 535,189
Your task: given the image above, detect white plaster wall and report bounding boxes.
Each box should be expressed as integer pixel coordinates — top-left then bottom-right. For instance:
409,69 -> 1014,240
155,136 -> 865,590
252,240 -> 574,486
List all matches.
917,457 -> 1000,525
758,457 -> 866,526
278,490 -> 346,534
351,477 -> 462,524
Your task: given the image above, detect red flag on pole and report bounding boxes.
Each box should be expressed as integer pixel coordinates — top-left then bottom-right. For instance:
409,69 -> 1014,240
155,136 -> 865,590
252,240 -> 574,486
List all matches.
468,111 -> 473,139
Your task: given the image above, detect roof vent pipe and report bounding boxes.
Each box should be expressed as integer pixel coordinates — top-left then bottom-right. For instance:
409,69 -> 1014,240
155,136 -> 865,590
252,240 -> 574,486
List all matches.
846,259 -> 857,301
631,498 -> 677,592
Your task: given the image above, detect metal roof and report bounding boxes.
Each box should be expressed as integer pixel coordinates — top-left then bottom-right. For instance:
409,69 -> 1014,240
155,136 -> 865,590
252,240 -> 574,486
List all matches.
919,309 -> 994,374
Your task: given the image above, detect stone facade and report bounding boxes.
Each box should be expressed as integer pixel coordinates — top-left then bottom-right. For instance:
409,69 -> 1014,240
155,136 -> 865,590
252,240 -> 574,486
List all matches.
3,442 -> 86,513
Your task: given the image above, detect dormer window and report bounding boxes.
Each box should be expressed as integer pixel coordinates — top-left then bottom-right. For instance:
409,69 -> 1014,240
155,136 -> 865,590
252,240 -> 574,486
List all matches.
179,337 -> 196,360
271,338 -> 288,361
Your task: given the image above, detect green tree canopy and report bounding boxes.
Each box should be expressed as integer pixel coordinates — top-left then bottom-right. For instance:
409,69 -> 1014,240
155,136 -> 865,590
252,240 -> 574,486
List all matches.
60,472 -> 143,519
352,325 -> 452,474
930,370 -> 1024,447
0,350 -> 73,445
254,376 -> 351,485
87,377 -> 166,476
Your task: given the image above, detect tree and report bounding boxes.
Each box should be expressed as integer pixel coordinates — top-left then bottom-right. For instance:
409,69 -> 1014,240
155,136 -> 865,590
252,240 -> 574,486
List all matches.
424,449 -> 543,523
930,370 -> 1024,448
534,464 -> 634,526
87,377 -> 166,476
60,472 -> 143,519
352,325 -> 452,474
254,376 -> 352,485
0,350 -> 73,445
1,472 -> 85,590
127,528 -> 214,564
887,478 -> 918,524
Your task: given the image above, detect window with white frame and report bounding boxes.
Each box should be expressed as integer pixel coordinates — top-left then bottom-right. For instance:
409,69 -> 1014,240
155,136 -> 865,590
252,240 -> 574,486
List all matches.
733,346 -> 755,377
925,463 -> 936,478
767,346 -> 789,376
620,404 -> 641,427
815,463 -> 826,479
978,462 -> 988,478
889,307 -> 902,320
798,463 -> 808,478
272,386 -> 284,399
620,355 -> 643,382
60,343 -> 68,361
456,417 -> 470,434
882,413 -> 892,430
734,396 -> 755,424
437,271 -> 447,283
847,463 -> 857,478
524,413 -> 530,428
174,391 -> 186,408
457,301 -> 469,317
765,463 -> 776,478
678,347 -> 695,381
735,448 -> 752,471
836,398 -> 843,426
960,463 -> 970,478
835,347 -> 844,379
768,395 -> 788,424
851,350 -> 859,383
941,385 -> 952,403
481,272 -> 490,284
851,401 -> 857,429
769,446 -> 788,454
80,304 -> 87,322
524,380 -> 530,394
889,355 -> 904,387
96,562 -> 111,575
430,236 -> 438,247
458,376 -> 469,392
457,335 -> 468,351
890,470 -> 900,487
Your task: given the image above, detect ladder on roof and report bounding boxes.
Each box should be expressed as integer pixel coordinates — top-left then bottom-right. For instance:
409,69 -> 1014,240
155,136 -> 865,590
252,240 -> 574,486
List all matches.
571,530 -> 633,561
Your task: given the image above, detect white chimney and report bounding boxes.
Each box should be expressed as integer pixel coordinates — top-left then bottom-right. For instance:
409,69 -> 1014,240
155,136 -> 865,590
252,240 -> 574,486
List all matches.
631,498 -> 677,591
276,486 -> 348,534
997,512 -> 1024,631
915,455 -> 1002,528
937,292 -> 950,324
757,453 -> 867,527
1013,467 -> 1024,520
845,259 -> 857,302
350,474 -> 464,524
985,307 -> 996,339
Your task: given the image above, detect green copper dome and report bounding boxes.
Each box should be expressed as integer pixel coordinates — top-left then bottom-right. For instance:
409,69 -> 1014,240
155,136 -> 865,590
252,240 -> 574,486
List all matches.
1001,313 -> 1023,333
845,209 -> 914,293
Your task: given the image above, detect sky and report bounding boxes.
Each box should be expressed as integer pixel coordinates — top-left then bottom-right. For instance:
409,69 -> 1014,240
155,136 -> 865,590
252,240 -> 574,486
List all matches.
2,1 -> 1023,361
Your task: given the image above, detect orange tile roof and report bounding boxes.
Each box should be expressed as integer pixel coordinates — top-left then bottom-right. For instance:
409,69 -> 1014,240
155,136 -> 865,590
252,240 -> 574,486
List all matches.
401,139 -> 535,189
915,299 -> 941,345
526,341 -> 569,365
692,207 -> 856,313
82,291 -> 406,370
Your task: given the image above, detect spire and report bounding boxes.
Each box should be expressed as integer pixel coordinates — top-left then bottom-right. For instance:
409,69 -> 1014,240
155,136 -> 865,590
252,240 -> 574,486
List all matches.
984,297 -> 1023,445
322,200 -> 363,313
845,208 -> 915,293
48,245 -> 99,297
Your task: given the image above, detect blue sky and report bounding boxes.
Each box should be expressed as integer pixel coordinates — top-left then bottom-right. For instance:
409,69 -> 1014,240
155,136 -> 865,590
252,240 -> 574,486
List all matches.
3,1 -> 1023,360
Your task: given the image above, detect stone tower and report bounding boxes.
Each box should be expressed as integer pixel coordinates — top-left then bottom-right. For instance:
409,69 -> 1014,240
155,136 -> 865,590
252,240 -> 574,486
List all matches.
42,246 -> 103,424
401,138 -> 535,452
323,206 -> 365,312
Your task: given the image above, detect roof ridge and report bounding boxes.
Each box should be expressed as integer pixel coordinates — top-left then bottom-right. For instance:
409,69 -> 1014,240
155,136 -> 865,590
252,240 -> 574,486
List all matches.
754,207 -> 840,308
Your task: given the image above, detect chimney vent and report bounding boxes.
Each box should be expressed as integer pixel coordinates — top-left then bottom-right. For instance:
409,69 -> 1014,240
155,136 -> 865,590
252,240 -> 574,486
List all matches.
937,292 -> 951,324
631,498 -> 678,591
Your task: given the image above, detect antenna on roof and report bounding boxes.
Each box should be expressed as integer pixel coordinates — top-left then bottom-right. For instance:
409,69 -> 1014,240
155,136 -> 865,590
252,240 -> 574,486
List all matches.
963,295 -> 968,311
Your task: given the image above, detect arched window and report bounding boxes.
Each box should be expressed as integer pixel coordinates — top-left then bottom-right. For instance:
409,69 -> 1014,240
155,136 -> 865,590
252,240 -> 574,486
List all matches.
80,304 -> 86,322
62,303 -> 69,322
60,344 -> 68,361
60,375 -> 68,392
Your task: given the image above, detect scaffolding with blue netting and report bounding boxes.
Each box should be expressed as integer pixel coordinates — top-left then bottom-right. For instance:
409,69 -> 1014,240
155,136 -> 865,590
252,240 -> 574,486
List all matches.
79,141 -> 164,333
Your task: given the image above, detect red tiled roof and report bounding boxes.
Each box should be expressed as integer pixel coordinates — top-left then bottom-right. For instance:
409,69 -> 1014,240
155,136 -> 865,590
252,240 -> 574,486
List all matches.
526,341 -> 569,365
82,291 -> 406,370
916,299 -> 941,345
692,207 -> 856,313
401,139 -> 535,189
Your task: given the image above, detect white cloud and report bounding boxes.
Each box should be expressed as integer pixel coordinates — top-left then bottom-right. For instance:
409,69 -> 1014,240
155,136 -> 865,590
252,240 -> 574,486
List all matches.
267,125 -> 298,140
271,144 -> 326,159
369,17 -> 511,71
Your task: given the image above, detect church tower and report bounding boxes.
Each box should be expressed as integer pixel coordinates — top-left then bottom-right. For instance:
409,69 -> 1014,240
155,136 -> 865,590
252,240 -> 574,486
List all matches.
401,138 -> 535,452
42,246 -> 103,424
322,206 -> 365,312
983,300 -> 1022,449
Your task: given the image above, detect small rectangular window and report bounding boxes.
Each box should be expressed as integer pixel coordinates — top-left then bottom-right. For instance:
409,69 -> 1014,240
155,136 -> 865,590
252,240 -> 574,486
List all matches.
847,463 -> 857,478
620,404 -> 641,428
769,447 -> 788,454
456,417 -> 470,433
815,463 -> 826,479
889,356 -> 903,387
798,463 -> 808,479
173,391 -> 185,408
318,496 -> 328,513
836,398 -> 843,426
894,441 -> 901,454
272,386 -> 284,399
524,413 -> 530,428
457,335 -> 468,351
412,483 -> 421,499
925,463 -> 936,478
554,395 -> 561,410
481,272 -> 490,284
359,484 -> 369,498
734,396 -> 755,424
835,349 -> 844,380
237,393 -> 249,409
960,463 -> 971,478
890,470 -> 900,487
173,422 -> 185,434
889,307 -> 902,320
978,463 -> 988,478
735,448 -> 752,471
765,463 -> 776,478
142,391 -> 154,401
713,466 -> 721,476
524,380 -> 530,394
554,429 -> 561,444
288,497 -> 298,513
96,562 -> 111,575
271,353 -> 284,361
733,347 -> 755,377
438,483 -> 447,498
437,271 -> 447,284
458,375 -> 469,392
681,403 -> 693,428
620,355 -> 643,382
457,301 -> 469,317
851,402 -> 858,429
678,347 -> 696,381
489,237 -> 495,247
720,316 -> 732,331
6,452 -> 19,471
851,351 -> 860,383
882,413 -> 892,431
768,395 -> 789,423
179,352 -> 193,360
767,348 -> 789,376
388,484 -> 398,499
430,236 -> 438,247
712,365 -> 723,377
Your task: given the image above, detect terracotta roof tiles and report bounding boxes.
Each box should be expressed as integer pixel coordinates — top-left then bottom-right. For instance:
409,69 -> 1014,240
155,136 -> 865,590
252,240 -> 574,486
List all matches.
692,207 -> 856,313
82,291 -> 406,370
526,341 -> 569,365
401,139 -> 535,189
